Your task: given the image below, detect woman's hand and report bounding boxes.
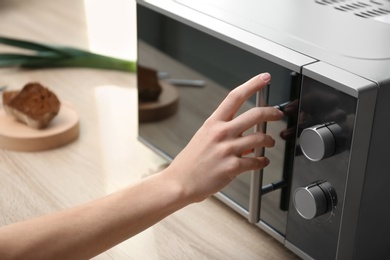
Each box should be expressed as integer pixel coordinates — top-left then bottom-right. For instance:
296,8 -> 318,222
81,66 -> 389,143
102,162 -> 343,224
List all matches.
0,73 -> 284,260
164,73 -> 284,203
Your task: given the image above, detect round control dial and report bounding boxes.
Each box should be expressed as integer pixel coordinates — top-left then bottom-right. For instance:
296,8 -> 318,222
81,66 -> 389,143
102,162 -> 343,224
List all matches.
300,123 -> 341,161
293,181 -> 337,220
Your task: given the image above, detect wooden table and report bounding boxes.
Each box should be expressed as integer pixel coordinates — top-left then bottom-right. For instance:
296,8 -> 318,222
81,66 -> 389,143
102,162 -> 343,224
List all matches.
0,0 -> 298,259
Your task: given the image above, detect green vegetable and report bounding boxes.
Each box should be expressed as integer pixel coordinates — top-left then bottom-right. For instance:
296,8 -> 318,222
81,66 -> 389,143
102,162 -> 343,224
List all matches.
0,36 -> 136,72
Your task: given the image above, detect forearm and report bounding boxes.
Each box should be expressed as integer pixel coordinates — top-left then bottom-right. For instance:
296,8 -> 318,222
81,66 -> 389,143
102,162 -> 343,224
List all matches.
0,171 -> 188,260
0,72 -> 280,259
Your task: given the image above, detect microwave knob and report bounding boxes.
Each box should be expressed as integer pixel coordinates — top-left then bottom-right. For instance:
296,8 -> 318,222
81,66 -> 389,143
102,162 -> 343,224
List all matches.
293,181 -> 337,220
300,123 -> 341,161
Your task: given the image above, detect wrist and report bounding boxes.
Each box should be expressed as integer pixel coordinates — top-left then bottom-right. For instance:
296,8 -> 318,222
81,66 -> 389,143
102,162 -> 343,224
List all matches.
157,166 -> 194,208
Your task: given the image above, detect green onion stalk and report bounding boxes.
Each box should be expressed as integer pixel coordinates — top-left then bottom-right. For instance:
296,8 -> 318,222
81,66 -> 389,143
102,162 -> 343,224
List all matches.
0,36 -> 136,72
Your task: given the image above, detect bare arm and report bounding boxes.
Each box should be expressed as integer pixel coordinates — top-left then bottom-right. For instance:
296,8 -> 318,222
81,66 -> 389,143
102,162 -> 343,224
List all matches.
0,73 -> 283,259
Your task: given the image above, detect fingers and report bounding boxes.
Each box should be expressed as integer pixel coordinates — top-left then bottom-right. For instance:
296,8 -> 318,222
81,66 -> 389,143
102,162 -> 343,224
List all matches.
230,106 -> 283,136
212,73 -> 271,121
236,157 -> 270,174
224,156 -> 270,179
233,132 -> 275,156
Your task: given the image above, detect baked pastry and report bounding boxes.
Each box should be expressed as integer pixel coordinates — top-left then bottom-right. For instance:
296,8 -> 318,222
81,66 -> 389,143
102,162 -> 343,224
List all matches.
2,90 -> 19,105
2,82 -> 61,129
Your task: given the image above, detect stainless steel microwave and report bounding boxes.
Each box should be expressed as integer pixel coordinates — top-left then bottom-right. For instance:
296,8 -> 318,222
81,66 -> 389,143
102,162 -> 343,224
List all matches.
136,0 -> 390,259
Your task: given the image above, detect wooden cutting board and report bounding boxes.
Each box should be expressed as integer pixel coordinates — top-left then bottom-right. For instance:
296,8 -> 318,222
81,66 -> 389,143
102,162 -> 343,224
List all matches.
0,101 -> 79,151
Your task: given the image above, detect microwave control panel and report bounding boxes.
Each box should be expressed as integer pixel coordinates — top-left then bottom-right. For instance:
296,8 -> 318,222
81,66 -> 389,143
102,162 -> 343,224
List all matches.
285,76 -> 357,259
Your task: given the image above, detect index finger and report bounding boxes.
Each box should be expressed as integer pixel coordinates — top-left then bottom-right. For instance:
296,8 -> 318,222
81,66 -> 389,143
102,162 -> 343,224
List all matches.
211,73 -> 271,121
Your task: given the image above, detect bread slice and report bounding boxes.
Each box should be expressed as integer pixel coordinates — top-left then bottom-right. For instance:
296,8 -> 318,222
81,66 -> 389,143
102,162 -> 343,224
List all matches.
3,82 -> 61,129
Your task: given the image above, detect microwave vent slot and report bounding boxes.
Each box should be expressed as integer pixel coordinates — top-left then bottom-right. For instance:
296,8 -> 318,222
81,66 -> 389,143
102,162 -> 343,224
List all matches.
315,0 -> 390,20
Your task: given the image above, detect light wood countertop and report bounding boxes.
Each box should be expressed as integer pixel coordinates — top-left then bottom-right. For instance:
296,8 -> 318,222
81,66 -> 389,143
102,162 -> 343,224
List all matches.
0,0 -> 298,259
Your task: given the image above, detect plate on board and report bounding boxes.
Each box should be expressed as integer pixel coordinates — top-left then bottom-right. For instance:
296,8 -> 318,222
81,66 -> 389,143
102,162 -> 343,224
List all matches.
0,101 -> 80,151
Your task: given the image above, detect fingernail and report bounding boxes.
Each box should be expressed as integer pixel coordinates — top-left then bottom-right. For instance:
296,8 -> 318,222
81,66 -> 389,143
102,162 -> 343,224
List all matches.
260,73 -> 271,82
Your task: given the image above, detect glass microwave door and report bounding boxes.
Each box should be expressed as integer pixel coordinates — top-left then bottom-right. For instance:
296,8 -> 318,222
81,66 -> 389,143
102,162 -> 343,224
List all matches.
137,4 -> 299,236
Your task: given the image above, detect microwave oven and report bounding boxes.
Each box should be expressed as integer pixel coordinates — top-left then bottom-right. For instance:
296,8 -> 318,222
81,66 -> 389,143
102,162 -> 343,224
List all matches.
136,0 -> 390,259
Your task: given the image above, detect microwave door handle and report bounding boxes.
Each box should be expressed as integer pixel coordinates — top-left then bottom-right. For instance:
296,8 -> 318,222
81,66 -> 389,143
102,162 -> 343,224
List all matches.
248,83 -> 269,224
